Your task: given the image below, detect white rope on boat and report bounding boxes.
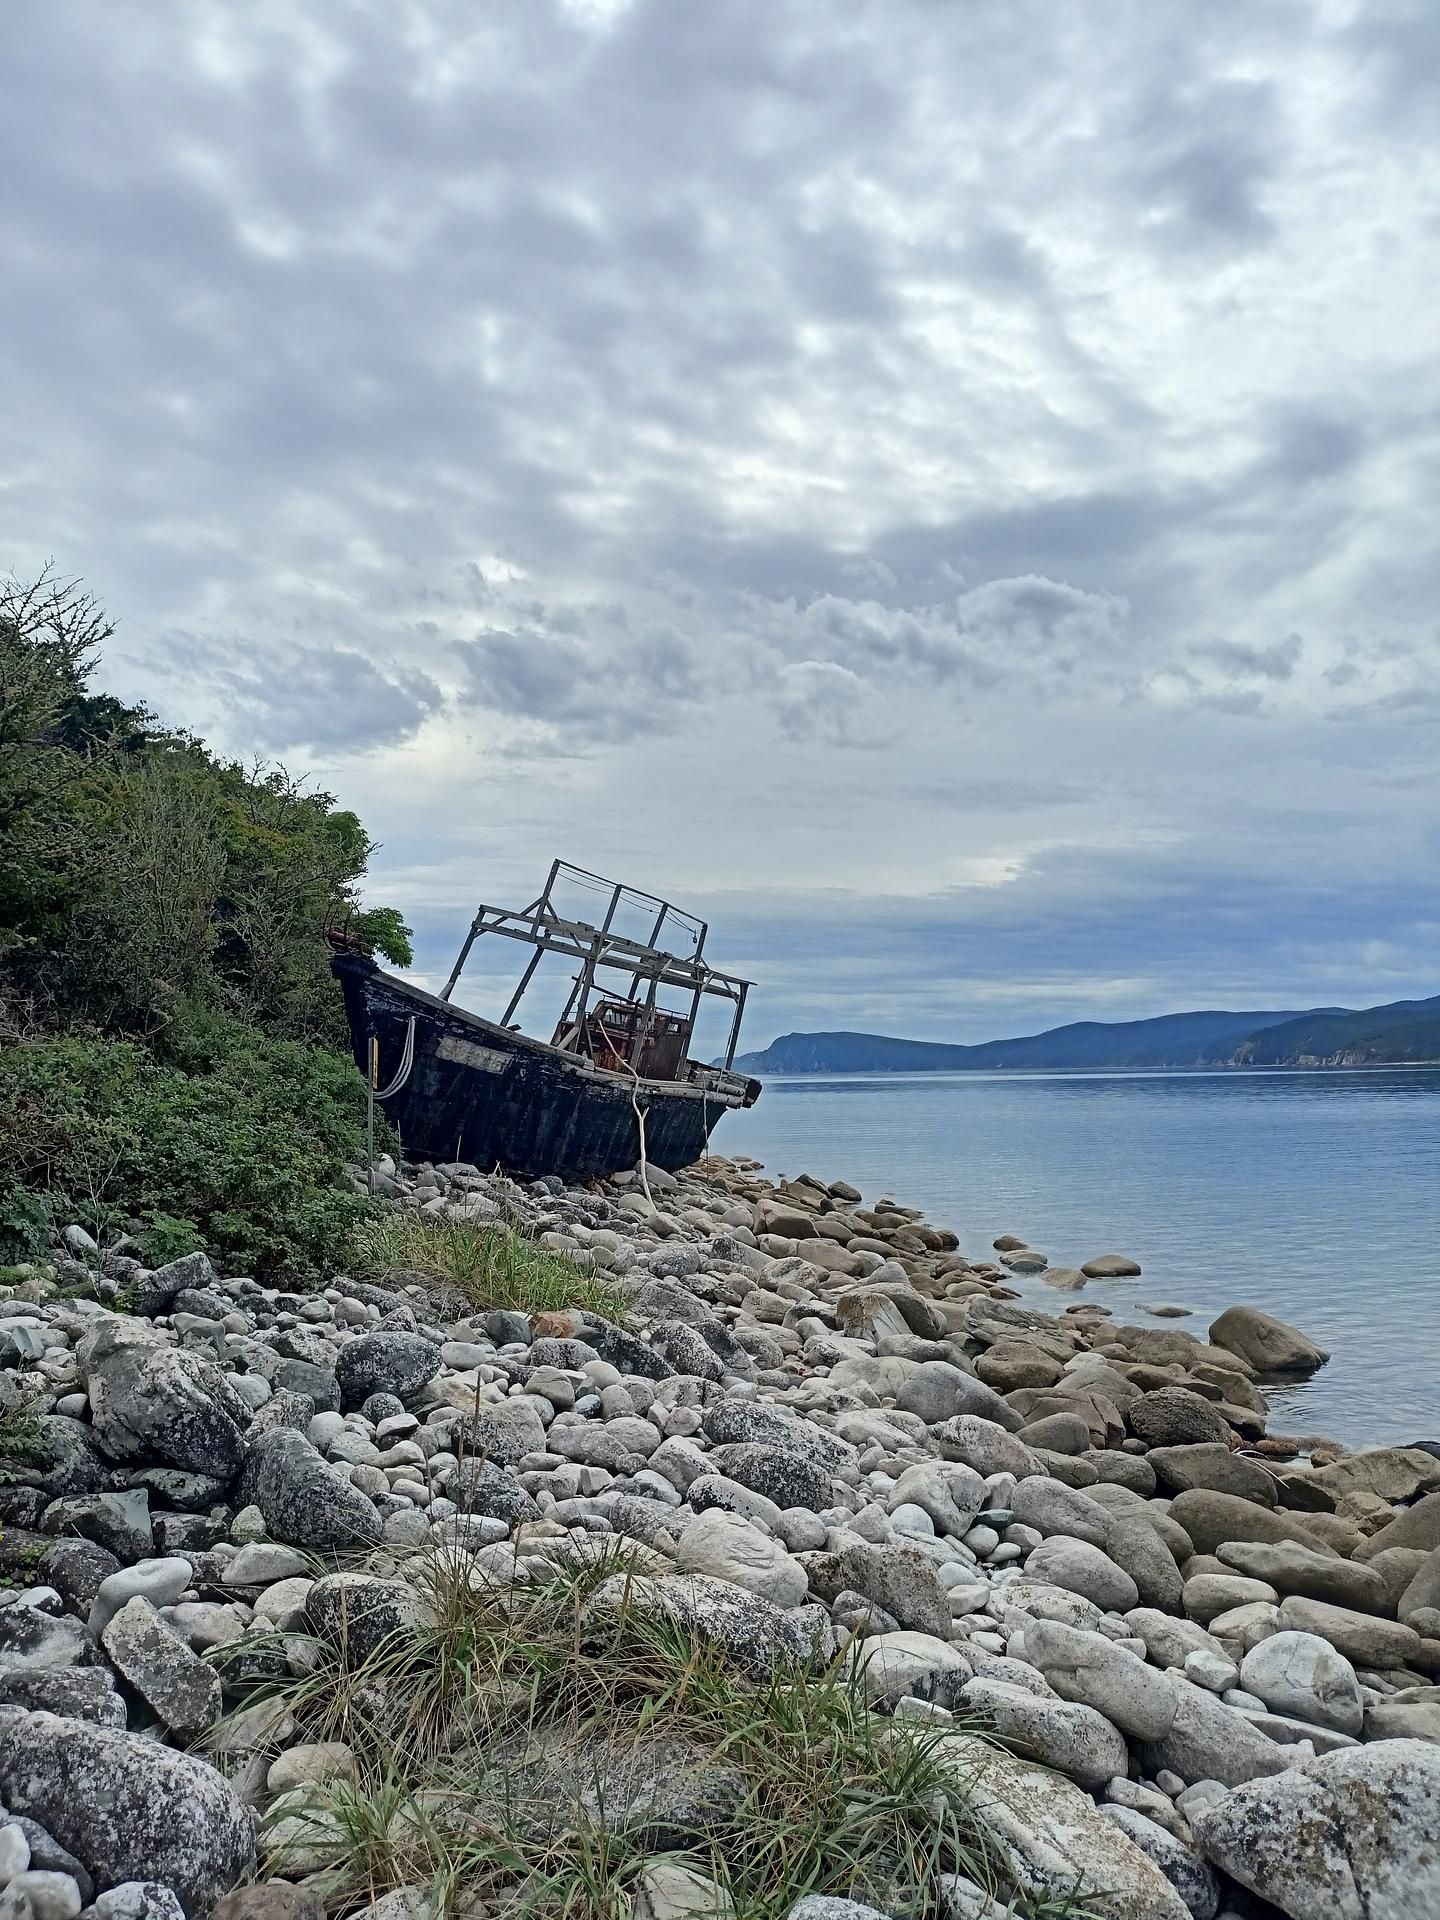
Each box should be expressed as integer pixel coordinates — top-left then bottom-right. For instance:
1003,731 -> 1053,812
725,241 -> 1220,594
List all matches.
374,1016 -> 417,1099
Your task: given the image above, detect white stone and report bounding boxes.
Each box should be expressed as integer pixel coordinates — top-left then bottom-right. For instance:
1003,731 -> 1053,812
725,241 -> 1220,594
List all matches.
673,1508 -> 808,1609
1239,1631 -> 1364,1736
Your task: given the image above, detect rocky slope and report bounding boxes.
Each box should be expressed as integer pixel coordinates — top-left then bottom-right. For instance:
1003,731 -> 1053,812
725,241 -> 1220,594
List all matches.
2,1156 -> 1439,1920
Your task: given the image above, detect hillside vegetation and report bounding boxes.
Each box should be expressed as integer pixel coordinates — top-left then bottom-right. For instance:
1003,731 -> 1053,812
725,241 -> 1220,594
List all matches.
736,997 -> 1440,1075
0,569 -> 411,1273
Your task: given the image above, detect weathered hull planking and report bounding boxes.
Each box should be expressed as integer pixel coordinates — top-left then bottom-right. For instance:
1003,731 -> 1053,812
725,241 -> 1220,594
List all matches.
333,953 -> 755,1181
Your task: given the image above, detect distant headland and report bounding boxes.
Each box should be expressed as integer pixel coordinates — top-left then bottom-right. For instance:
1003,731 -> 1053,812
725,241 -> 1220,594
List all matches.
732,993 -> 1440,1075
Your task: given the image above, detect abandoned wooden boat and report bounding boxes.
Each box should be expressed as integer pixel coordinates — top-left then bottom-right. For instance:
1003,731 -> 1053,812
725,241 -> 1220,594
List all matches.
331,861 -> 761,1182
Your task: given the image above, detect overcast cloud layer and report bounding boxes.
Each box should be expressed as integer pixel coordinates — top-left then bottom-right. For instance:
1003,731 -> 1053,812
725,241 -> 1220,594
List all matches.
5,0 -> 1439,1045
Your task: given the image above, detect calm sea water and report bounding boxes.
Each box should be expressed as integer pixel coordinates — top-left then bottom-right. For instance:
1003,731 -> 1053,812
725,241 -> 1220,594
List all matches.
718,1069 -> 1440,1447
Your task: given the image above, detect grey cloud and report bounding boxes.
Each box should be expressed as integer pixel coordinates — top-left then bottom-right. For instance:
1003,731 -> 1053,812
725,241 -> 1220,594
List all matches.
1191,635 -> 1303,681
1126,76 -> 1286,248
454,620 -> 704,743
162,636 -> 443,755
773,660 -> 885,745
4,0 -> 1440,1036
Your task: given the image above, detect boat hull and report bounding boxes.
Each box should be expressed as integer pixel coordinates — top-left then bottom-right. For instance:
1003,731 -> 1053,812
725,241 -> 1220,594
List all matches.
332,954 -> 751,1181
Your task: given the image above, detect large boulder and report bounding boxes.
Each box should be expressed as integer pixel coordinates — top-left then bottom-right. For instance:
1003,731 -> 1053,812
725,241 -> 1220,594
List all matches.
885,1461 -> 986,1539
1026,1537 -> 1139,1613
1207,1307 -> 1327,1376
928,1733 -> 1190,1920
1096,1808 -> 1220,1920
1215,1541 -> 1391,1614
1192,1739 -> 1440,1920
675,1510 -> 808,1609
1312,1447 -> 1440,1506
1008,1477 -> 1112,1547
1129,1389 -> 1231,1449
846,1630 -> 972,1707
1275,1595 -> 1423,1671
893,1362 -> 1021,1430
1239,1630 -> 1363,1735
1357,1491 -> 1440,1562
960,1677 -> 1128,1790
1103,1512 -> 1186,1614
333,1331 -> 440,1409
836,1541 -> 951,1637
1168,1490 -> 1337,1558
305,1574 -> 438,1668
700,1402 -> 856,1474
15,1417 -> 112,1498
0,1708 -> 254,1915
582,1574 -> 823,1679
1135,1676 -> 1293,1788
1399,1546 -> 1440,1634
78,1321 -> 249,1478
1022,1618 -> 1179,1741
457,1399 -> 550,1466
935,1417 -> 1045,1479
1147,1444 -> 1277,1507
706,1442 -> 831,1512
100,1598 -> 223,1739
233,1429 -> 382,1550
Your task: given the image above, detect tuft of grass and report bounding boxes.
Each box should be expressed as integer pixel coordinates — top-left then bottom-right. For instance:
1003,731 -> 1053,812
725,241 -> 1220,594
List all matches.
349,1210 -> 632,1324
231,1543 -> 1072,1920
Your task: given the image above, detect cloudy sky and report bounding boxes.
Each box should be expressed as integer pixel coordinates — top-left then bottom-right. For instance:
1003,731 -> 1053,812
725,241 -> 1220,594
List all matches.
6,0 -> 1440,1046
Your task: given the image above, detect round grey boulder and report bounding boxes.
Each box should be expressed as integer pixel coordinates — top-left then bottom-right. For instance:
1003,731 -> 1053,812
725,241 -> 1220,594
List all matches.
334,1332 -> 440,1410
0,1708 -> 254,1917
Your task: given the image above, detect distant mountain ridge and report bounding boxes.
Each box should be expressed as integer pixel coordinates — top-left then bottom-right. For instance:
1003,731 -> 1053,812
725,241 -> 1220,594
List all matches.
732,994 -> 1440,1075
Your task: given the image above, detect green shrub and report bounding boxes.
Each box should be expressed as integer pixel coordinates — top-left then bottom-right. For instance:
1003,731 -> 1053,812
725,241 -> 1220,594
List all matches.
0,1020 -> 382,1280
349,1211 -> 633,1323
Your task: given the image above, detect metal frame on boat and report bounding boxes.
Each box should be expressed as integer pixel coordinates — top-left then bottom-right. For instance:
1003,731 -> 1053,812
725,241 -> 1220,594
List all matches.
330,861 -> 760,1181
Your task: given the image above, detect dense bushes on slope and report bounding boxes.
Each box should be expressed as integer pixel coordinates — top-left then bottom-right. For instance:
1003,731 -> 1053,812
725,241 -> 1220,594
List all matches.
0,569 -> 411,1276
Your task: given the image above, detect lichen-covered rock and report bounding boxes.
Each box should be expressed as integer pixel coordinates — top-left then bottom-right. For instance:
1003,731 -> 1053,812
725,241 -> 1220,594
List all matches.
304,1574 -> 437,1668
100,1599 -> 222,1739
706,1442 -> 832,1511
835,1541 -> 951,1637
1129,1389 -> 1231,1449
1097,1808 -> 1219,1920
0,1708 -> 254,1917
1192,1738 -> 1440,1920
582,1573 -> 822,1678
233,1429 -> 382,1550
78,1320 -> 249,1477
334,1331 -> 440,1409
928,1732 -> 1190,1920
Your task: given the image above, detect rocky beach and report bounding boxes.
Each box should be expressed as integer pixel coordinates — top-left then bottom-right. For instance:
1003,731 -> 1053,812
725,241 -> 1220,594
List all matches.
3,1150 -> 1439,1920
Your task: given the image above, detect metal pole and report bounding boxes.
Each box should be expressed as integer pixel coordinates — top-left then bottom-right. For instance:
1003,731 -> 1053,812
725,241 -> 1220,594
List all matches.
626,905 -> 669,1000
366,1035 -> 378,1194
501,946 -> 545,1026
573,935 -> 602,1051
725,983 -> 748,1070
439,919 -> 482,1001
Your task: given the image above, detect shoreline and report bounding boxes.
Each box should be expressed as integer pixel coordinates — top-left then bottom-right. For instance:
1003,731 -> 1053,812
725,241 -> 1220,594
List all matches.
2,1147 -> 1438,1917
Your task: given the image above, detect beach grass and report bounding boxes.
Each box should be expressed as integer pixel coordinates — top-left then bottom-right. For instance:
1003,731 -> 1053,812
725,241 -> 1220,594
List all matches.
348,1209 -> 633,1325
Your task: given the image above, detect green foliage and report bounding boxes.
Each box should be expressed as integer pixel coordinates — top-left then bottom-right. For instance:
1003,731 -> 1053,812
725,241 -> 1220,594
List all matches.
0,568 -> 411,1041
0,1021 -> 382,1280
237,1550 -> 1030,1920
349,1211 -> 633,1323
0,568 -> 413,1280
0,1187 -> 54,1266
